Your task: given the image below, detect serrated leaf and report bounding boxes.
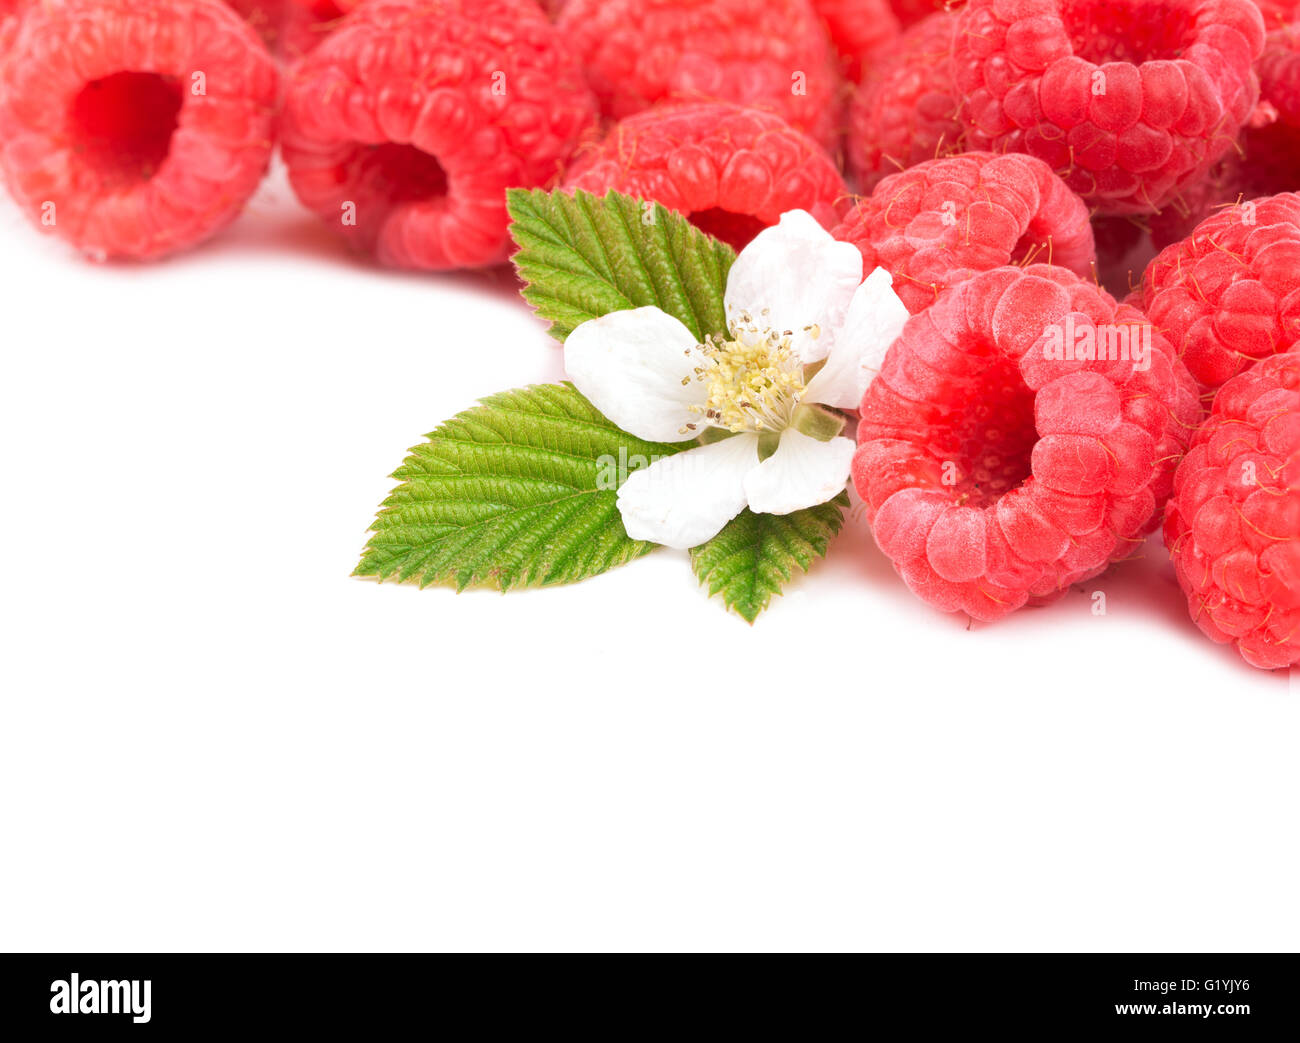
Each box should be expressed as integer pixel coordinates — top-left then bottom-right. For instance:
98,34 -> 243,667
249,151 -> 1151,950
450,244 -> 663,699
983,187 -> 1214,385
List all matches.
356,384 -> 683,591
507,187 -> 735,343
689,493 -> 851,623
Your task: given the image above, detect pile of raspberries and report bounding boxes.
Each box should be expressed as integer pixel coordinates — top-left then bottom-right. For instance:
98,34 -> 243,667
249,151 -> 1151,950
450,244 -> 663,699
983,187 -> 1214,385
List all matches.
2,0 -> 1297,669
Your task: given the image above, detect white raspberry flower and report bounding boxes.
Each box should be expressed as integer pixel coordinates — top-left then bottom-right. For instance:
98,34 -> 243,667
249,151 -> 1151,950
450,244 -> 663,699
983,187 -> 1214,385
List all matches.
564,210 -> 909,548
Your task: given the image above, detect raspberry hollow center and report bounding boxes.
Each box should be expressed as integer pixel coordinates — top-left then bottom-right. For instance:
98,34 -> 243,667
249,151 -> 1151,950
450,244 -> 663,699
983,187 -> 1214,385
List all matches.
687,208 -> 768,250
1059,0 -> 1194,64
944,356 -> 1037,507
69,71 -> 183,186
360,143 -> 449,206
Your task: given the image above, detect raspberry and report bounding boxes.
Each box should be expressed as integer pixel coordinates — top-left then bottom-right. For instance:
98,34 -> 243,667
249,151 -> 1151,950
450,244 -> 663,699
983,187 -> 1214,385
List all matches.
1164,352 -> 1300,669
0,0 -> 279,260
950,0 -> 1266,215
845,11 -> 963,192
562,102 -> 848,250
853,264 -> 1201,621
556,0 -> 843,149
832,152 -> 1095,314
809,0 -> 900,80
1138,193 -> 1300,391
280,0 -> 598,271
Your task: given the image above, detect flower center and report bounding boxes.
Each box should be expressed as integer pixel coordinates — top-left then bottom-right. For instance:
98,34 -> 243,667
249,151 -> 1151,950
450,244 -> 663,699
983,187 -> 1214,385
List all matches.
689,321 -> 809,433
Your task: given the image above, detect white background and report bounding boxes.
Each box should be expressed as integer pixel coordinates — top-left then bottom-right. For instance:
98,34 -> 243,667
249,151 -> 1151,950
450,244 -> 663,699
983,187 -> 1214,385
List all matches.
1,165 -> 1296,953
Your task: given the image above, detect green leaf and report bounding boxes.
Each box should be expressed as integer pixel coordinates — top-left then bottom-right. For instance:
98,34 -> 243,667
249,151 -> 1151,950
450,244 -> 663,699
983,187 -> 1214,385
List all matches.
689,493 -> 851,623
355,384 -> 684,591
507,187 -> 735,344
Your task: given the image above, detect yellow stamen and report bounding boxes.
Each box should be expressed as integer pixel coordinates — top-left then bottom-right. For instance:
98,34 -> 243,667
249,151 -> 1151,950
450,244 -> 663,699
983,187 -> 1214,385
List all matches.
688,322 -> 807,433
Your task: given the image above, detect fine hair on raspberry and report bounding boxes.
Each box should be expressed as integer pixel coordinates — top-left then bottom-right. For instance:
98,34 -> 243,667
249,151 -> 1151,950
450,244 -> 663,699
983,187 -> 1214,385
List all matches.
853,264 -> 1201,622
562,102 -> 848,250
833,152 -> 1096,314
0,0 -> 280,260
950,0 -> 1266,215
279,0 -> 598,270
1164,352 -> 1300,669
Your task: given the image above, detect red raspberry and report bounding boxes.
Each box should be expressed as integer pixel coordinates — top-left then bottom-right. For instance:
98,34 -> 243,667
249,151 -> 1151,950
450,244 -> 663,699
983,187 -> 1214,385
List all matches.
845,11 -> 963,192
950,0 -> 1266,215
280,0 -> 598,271
562,102 -> 848,250
1138,193 -> 1300,391
853,264 -> 1201,621
809,0 -> 900,81
832,152 -> 1095,314
556,0 -> 843,149
0,0 -> 279,260
1164,352 -> 1300,669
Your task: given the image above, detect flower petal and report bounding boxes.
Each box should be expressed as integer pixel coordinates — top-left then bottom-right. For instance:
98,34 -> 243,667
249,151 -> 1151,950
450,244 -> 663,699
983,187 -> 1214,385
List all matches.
564,307 -> 708,442
617,433 -> 760,549
803,267 -> 910,409
723,210 -> 863,364
743,429 -> 855,515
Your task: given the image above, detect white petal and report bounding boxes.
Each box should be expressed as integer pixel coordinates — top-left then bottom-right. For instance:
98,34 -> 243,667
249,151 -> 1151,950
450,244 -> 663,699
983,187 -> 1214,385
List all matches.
617,433 -> 760,549
564,307 -> 708,443
723,210 -> 863,364
743,429 -> 855,516
803,266 -> 910,410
